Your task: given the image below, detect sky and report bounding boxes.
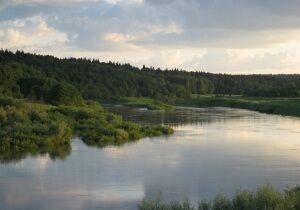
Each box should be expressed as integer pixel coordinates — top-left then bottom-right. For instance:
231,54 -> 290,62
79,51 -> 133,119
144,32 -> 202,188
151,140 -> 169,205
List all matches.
0,0 -> 300,74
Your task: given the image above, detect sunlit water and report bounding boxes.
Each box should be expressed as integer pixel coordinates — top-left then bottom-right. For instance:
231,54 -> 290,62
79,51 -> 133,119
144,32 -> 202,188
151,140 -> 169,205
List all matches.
1,106 -> 300,210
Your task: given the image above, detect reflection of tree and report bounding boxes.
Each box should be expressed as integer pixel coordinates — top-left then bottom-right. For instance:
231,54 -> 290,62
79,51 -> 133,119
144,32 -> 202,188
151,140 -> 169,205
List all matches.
0,140 -> 71,164
0,106 -> 253,163
104,105 -> 253,127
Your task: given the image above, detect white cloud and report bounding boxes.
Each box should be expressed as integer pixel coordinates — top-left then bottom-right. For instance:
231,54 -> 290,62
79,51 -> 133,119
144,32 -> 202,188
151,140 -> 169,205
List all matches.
6,0 -> 99,4
146,23 -> 182,35
103,33 -> 135,43
0,15 -> 68,51
180,47 -> 300,74
1,0 -> 300,73
2,0 -> 142,6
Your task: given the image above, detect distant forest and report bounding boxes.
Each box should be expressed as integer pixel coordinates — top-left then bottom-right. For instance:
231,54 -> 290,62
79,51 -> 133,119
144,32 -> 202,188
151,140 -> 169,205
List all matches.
0,50 -> 299,104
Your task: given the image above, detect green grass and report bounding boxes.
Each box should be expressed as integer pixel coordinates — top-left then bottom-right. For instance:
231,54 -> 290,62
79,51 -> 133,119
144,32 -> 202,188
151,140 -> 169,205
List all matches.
176,96 -> 300,117
139,184 -> 300,210
0,99 -> 72,162
102,97 -> 173,111
0,97 -> 174,162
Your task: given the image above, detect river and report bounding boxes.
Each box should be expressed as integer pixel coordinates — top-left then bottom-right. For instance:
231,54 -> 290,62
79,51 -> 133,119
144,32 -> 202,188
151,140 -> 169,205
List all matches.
1,106 -> 300,210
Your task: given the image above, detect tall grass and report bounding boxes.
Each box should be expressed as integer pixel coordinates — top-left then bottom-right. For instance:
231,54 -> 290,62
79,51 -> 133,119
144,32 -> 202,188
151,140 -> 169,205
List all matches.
0,97 -> 174,162
102,97 -> 173,111
139,185 -> 300,210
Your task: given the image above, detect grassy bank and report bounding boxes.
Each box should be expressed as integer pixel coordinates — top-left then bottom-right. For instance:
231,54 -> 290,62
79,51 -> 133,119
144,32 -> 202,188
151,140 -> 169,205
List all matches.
0,97 -> 174,162
139,184 -> 300,210
102,97 -> 173,111
176,96 -> 300,117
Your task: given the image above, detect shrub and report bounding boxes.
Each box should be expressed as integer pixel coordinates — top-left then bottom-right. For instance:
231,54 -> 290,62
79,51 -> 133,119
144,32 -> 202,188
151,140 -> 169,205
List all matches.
48,82 -> 83,106
28,109 -> 46,122
114,129 -> 129,144
253,185 -> 283,209
198,201 -> 211,210
212,194 -> 232,210
232,190 -> 254,210
0,107 -> 7,122
139,185 -> 300,210
0,97 -> 174,162
284,186 -> 300,210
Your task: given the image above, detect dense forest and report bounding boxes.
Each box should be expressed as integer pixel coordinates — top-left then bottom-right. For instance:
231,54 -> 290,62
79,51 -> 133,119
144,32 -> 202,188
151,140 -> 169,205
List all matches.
199,72 -> 300,97
0,50 -> 299,104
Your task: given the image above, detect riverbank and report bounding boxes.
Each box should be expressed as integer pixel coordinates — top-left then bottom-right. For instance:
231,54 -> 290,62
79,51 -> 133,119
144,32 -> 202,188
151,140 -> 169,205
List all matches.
0,97 -> 174,162
139,184 -> 300,210
101,97 -> 173,111
176,96 -> 300,117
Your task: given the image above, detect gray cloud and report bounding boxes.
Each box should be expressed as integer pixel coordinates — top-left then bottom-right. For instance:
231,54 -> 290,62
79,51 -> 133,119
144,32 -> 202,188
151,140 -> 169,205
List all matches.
1,0 -> 300,73
2,0 -> 300,50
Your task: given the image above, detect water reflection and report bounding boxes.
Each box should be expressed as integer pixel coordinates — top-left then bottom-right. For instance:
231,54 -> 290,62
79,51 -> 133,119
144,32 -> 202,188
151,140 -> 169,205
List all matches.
103,105 -> 258,127
1,106 -> 300,210
0,141 -> 71,164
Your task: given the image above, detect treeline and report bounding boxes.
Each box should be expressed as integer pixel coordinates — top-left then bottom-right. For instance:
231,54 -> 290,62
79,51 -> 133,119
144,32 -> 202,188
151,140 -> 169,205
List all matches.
0,50 -> 299,102
0,50 -> 213,103
197,72 -> 300,97
0,62 -> 84,106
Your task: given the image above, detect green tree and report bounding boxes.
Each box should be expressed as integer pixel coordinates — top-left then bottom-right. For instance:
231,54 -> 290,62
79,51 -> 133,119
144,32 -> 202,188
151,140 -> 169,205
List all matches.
48,82 -> 83,106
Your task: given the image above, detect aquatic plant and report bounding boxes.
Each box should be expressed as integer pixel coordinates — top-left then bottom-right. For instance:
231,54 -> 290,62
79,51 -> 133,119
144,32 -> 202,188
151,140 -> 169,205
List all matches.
139,185 -> 300,210
0,97 -> 174,162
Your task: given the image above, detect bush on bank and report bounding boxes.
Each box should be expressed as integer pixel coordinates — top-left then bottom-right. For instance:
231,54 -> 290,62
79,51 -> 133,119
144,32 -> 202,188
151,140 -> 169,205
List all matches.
139,185 -> 300,210
0,97 -> 174,162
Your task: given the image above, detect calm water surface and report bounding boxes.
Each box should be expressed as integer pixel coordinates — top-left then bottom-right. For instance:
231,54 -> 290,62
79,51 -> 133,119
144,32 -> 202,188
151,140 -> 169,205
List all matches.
1,106 -> 300,210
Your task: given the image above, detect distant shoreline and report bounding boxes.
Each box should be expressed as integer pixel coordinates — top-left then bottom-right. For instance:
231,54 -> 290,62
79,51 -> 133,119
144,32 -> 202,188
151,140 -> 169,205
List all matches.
176,96 -> 300,118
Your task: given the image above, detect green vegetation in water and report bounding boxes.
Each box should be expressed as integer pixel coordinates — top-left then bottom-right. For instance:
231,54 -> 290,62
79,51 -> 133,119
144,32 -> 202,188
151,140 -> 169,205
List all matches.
139,184 -> 300,210
103,97 -> 173,111
53,100 -> 174,147
0,97 -> 174,162
0,97 -> 72,162
176,96 -> 300,117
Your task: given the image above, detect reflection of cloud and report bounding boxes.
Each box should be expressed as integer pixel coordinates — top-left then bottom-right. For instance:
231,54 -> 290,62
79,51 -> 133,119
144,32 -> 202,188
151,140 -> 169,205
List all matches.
102,145 -> 139,157
1,107 -> 300,210
42,185 -> 144,202
14,154 -> 51,173
34,156 -> 51,171
3,178 -> 144,210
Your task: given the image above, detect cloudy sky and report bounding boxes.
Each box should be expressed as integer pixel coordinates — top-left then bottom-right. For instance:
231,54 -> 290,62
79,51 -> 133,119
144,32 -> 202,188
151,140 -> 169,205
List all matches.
1,0 -> 300,74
